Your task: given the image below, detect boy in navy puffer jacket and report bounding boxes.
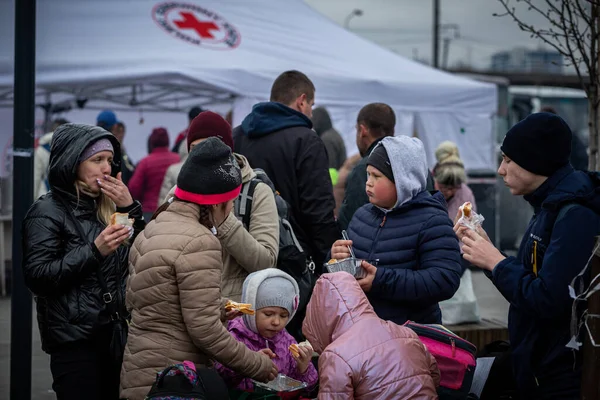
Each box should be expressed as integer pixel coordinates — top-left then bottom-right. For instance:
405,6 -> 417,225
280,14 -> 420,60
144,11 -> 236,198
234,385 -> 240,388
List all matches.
331,136 -> 462,325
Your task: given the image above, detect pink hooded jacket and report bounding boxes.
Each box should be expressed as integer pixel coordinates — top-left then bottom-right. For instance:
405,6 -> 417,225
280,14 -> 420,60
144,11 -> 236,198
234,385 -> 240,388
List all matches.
302,272 -> 440,399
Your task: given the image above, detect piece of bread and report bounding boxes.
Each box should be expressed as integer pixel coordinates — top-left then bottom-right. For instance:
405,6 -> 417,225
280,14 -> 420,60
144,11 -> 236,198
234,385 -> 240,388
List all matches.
289,344 -> 300,358
110,212 -> 134,227
225,300 -> 255,315
289,340 -> 313,358
462,202 -> 472,218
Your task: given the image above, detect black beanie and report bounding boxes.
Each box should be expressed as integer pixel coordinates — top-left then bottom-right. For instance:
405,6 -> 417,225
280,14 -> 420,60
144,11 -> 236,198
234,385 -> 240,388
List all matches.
367,144 -> 395,183
500,112 -> 572,177
174,137 -> 242,205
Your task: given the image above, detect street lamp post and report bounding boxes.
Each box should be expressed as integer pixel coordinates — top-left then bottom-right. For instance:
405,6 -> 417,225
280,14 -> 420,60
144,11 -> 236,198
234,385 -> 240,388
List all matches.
344,9 -> 363,29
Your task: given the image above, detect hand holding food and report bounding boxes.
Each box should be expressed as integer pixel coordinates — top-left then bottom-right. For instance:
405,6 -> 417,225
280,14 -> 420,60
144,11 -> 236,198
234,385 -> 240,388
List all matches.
454,201 -> 472,224
289,341 -> 313,374
94,224 -> 132,257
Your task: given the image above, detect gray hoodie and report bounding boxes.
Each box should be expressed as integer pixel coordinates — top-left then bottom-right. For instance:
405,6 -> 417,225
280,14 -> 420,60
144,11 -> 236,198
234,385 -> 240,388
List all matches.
375,136 -> 428,208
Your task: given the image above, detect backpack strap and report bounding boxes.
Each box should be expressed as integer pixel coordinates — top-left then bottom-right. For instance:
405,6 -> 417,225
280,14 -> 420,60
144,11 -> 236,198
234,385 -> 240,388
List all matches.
235,179 -> 261,230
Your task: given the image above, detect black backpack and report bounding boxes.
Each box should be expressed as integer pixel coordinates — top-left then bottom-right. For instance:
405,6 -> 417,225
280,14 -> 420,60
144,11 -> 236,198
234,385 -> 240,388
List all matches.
145,361 -> 229,399
235,169 -> 316,323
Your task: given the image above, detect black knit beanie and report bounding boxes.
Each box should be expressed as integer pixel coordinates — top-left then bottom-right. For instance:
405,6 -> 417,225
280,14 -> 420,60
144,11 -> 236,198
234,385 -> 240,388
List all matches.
367,144 -> 395,183
174,137 -> 242,205
501,112 -> 572,177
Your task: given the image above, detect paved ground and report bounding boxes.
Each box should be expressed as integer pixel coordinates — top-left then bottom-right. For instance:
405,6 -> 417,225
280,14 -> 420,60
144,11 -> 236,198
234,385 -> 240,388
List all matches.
0,271 -> 509,399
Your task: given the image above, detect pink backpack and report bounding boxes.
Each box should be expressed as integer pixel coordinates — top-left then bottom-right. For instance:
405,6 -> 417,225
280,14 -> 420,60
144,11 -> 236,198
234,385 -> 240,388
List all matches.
405,321 -> 477,399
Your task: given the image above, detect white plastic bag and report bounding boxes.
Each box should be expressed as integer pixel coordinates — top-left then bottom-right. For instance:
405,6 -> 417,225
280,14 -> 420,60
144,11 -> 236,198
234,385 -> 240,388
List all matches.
456,204 -> 485,232
440,269 -> 481,325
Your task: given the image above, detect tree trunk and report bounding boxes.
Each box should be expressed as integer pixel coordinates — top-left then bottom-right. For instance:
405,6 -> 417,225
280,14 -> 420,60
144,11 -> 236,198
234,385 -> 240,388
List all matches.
589,86 -> 599,171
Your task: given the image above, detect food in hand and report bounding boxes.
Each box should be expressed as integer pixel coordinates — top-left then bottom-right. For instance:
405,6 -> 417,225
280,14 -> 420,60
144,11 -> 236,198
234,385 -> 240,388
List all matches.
289,343 -> 300,358
328,258 -> 338,264
225,300 -> 255,315
460,202 -> 472,219
110,212 -> 134,227
289,340 -> 313,358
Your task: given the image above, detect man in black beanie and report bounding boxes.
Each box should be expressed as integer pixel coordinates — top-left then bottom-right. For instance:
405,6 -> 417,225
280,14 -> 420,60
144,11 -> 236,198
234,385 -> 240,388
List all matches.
455,112 -> 600,399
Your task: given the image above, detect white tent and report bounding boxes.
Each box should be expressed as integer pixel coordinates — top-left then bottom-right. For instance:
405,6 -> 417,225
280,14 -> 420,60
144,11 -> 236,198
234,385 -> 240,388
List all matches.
0,0 -> 497,171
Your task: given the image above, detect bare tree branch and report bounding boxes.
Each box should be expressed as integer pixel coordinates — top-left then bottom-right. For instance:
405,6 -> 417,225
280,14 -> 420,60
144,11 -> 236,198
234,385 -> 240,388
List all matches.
561,0 -> 588,92
575,0 -> 593,25
496,1 -> 572,57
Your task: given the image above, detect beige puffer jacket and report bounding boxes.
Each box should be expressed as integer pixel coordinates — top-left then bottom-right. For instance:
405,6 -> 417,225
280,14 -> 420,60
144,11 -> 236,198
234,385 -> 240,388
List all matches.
120,201 -> 273,400
163,153 -> 279,301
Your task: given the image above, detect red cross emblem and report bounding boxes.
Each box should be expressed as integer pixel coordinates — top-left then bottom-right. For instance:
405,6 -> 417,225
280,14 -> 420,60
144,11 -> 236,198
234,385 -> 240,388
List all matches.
153,2 -> 241,49
174,11 -> 219,39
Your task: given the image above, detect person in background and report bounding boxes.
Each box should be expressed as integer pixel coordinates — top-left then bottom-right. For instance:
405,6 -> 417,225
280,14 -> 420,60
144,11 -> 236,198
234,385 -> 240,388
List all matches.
215,269 -> 318,392
121,138 -> 277,400
128,127 -> 180,221
23,123 -> 145,400
333,153 -> 361,218
331,136 -> 462,326
312,106 -> 347,171
96,112 -> 135,185
302,272 -> 440,399
433,141 -> 477,224
159,137 -> 189,203
33,118 -> 69,200
233,70 -> 339,269
455,112 -> 600,399
172,106 -> 203,154
163,111 -> 279,301
433,141 -> 481,325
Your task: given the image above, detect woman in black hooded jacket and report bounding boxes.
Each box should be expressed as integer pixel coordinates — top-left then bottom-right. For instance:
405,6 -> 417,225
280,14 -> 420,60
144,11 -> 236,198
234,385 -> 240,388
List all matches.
22,124 -> 145,400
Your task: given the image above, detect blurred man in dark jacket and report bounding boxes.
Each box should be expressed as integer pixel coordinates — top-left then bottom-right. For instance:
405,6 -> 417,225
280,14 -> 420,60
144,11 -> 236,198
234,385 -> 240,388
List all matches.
233,70 -> 339,269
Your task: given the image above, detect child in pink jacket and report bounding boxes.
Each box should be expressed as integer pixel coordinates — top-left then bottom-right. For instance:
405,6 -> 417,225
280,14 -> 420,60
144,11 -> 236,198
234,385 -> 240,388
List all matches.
215,269 -> 318,391
303,272 -> 440,399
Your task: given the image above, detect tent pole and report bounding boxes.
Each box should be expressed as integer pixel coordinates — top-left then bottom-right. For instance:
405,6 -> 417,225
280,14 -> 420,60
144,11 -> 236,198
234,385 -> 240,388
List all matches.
10,0 -> 35,398
432,0 -> 440,68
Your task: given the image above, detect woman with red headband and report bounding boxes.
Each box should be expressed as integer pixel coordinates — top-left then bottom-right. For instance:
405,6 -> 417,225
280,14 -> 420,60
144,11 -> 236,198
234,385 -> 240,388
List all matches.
120,137 -> 277,399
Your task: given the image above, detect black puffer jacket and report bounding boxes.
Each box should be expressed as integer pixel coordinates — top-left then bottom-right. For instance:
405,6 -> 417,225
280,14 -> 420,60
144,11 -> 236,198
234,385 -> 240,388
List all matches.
22,124 -> 144,353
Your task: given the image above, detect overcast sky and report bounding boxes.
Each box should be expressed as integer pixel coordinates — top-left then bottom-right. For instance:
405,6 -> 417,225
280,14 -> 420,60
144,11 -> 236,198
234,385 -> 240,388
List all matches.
304,0 -> 560,70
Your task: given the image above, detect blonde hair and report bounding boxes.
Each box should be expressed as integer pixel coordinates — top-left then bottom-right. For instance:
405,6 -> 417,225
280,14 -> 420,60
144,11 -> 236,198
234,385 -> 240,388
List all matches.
75,181 -> 116,226
433,141 -> 466,187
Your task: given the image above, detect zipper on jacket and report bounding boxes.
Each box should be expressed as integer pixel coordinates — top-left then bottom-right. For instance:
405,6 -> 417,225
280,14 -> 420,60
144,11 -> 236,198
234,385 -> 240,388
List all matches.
368,214 -> 387,261
380,215 -> 387,227
532,240 -> 538,276
534,376 -> 539,386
